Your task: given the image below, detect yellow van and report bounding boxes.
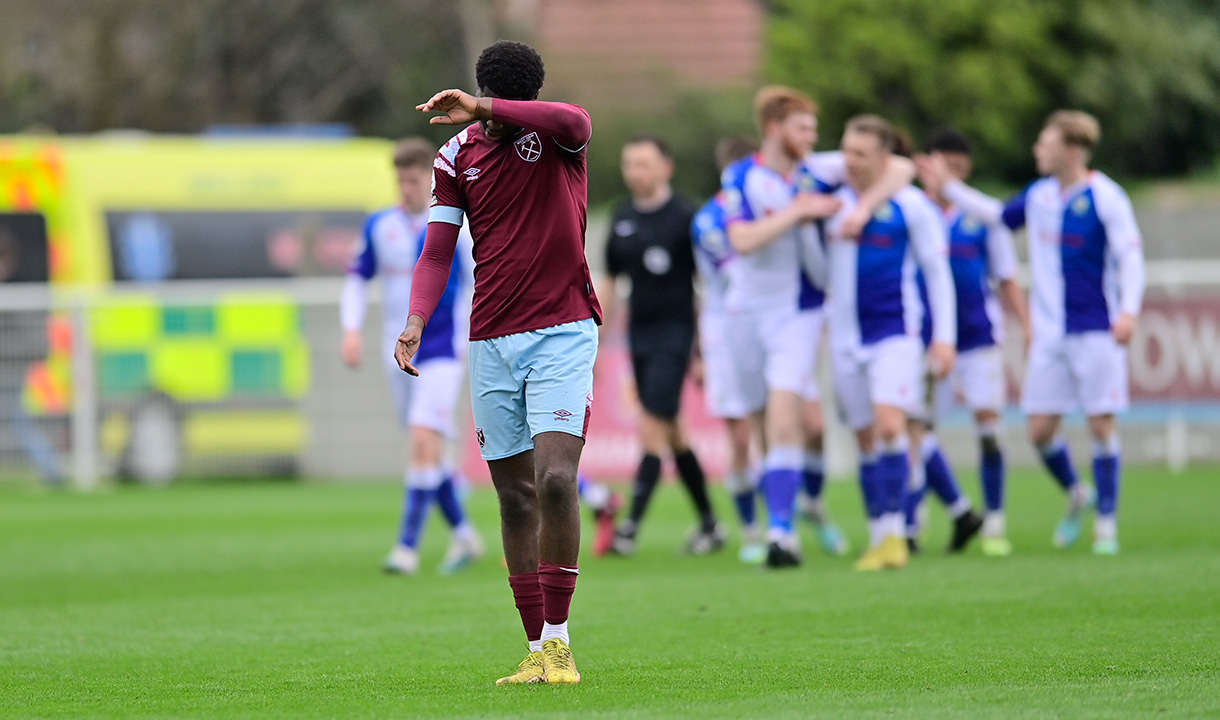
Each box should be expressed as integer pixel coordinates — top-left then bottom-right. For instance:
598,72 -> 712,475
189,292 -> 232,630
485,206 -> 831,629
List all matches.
0,134 -> 396,482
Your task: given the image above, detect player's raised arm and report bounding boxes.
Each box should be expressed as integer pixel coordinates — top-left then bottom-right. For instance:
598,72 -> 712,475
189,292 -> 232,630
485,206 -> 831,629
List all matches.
491,99 -> 591,152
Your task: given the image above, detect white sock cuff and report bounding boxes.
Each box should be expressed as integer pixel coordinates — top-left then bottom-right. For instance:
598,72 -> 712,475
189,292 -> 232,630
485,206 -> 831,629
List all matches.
764,445 -> 804,471
407,466 -> 445,490
803,452 -> 825,473
725,467 -> 753,494
1093,434 -> 1120,457
919,433 -> 939,457
541,621 -> 570,645
882,435 -> 910,456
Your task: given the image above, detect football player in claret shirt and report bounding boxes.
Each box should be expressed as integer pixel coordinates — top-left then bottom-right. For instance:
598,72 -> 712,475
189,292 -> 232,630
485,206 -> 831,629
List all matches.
395,41 -> 600,685
925,110 -> 1145,555
340,138 -> 483,576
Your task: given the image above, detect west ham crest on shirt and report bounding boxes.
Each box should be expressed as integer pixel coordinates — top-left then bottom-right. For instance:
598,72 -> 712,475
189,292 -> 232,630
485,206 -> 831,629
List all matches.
514,132 -> 542,162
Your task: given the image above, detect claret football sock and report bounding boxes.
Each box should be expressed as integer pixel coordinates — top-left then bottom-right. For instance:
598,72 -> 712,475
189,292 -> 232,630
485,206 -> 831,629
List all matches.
508,572 -> 545,646
538,562 -> 578,641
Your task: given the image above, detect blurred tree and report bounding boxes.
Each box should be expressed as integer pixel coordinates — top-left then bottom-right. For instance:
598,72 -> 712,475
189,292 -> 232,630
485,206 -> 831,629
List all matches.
766,0 -> 1220,180
0,0 -> 469,144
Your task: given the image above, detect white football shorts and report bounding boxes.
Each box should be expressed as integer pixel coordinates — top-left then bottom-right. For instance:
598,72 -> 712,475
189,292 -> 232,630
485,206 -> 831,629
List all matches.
1021,330 -> 1128,416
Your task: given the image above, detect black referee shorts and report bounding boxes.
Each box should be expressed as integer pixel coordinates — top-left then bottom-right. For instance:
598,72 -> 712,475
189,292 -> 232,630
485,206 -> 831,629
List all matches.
630,347 -> 690,420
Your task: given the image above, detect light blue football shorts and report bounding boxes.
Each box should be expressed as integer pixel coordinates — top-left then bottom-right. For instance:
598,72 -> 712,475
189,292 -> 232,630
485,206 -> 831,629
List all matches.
467,318 -> 598,461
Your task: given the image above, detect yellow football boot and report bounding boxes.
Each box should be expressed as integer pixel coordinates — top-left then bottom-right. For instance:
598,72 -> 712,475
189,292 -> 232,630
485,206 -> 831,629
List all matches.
877,534 -> 909,569
854,545 -> 887,572
540,638 -> 581,684
495,650 -> 545,685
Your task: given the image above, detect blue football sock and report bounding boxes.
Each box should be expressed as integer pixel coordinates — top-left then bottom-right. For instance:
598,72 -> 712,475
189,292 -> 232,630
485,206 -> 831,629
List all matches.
1039,439 -> 1079,492
734,490 -> 757,527
859,458 -> 884,520
924,447 -> 963,507
802,453 -> 825,500
879,450 -> 910,516
435,477 -> 465,528
980,446 -> 1005,513
399,487 -> 435,548
763,468 -> 801,533
904,483 -> 927,535
1093,451 -> 1120,517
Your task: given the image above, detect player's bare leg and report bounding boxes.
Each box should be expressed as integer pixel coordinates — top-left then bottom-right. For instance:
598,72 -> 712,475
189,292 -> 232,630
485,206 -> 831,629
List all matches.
1029,413 -> 1093,548
532,431 -> 584,683
489,450 -> 546,684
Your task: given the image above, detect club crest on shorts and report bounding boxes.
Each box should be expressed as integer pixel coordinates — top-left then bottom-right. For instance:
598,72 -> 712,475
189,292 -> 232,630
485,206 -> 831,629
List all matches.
475,428 -> 486,448
514,132 -> 542,162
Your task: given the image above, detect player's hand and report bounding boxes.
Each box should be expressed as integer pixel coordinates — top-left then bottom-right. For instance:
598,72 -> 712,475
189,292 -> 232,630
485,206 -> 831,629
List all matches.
791,192 -> 841,222
416,89 -> 489,126
927,341 -> 956,381
838,205 -> 872,240
1112,312 -> 1137,345
341,330 -> 363,369
395,316 -> 426,376
915,152 -> 950,196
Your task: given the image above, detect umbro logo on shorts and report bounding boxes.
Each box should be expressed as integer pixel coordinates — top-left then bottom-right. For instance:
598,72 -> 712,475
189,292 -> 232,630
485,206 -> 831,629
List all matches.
553,409 -> 573,421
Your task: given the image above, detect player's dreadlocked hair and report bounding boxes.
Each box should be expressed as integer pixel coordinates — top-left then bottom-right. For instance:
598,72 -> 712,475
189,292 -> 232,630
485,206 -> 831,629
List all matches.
475,41 -> 545,101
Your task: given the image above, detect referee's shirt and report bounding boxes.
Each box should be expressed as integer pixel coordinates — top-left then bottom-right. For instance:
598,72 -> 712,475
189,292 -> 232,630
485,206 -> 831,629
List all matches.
605,194 -> 698,354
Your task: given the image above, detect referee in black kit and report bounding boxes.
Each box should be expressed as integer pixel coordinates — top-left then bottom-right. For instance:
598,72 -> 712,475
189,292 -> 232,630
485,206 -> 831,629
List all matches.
598,134 -> 723,556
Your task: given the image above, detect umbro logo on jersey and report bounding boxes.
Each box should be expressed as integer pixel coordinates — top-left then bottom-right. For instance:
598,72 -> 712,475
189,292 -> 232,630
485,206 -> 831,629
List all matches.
464,167 -> 482,181
515,132 -> 542,162
553,409 -> 573,421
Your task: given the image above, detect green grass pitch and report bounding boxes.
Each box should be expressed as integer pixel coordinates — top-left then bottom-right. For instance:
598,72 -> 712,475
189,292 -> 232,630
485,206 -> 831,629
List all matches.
2,466 -> 1219,719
